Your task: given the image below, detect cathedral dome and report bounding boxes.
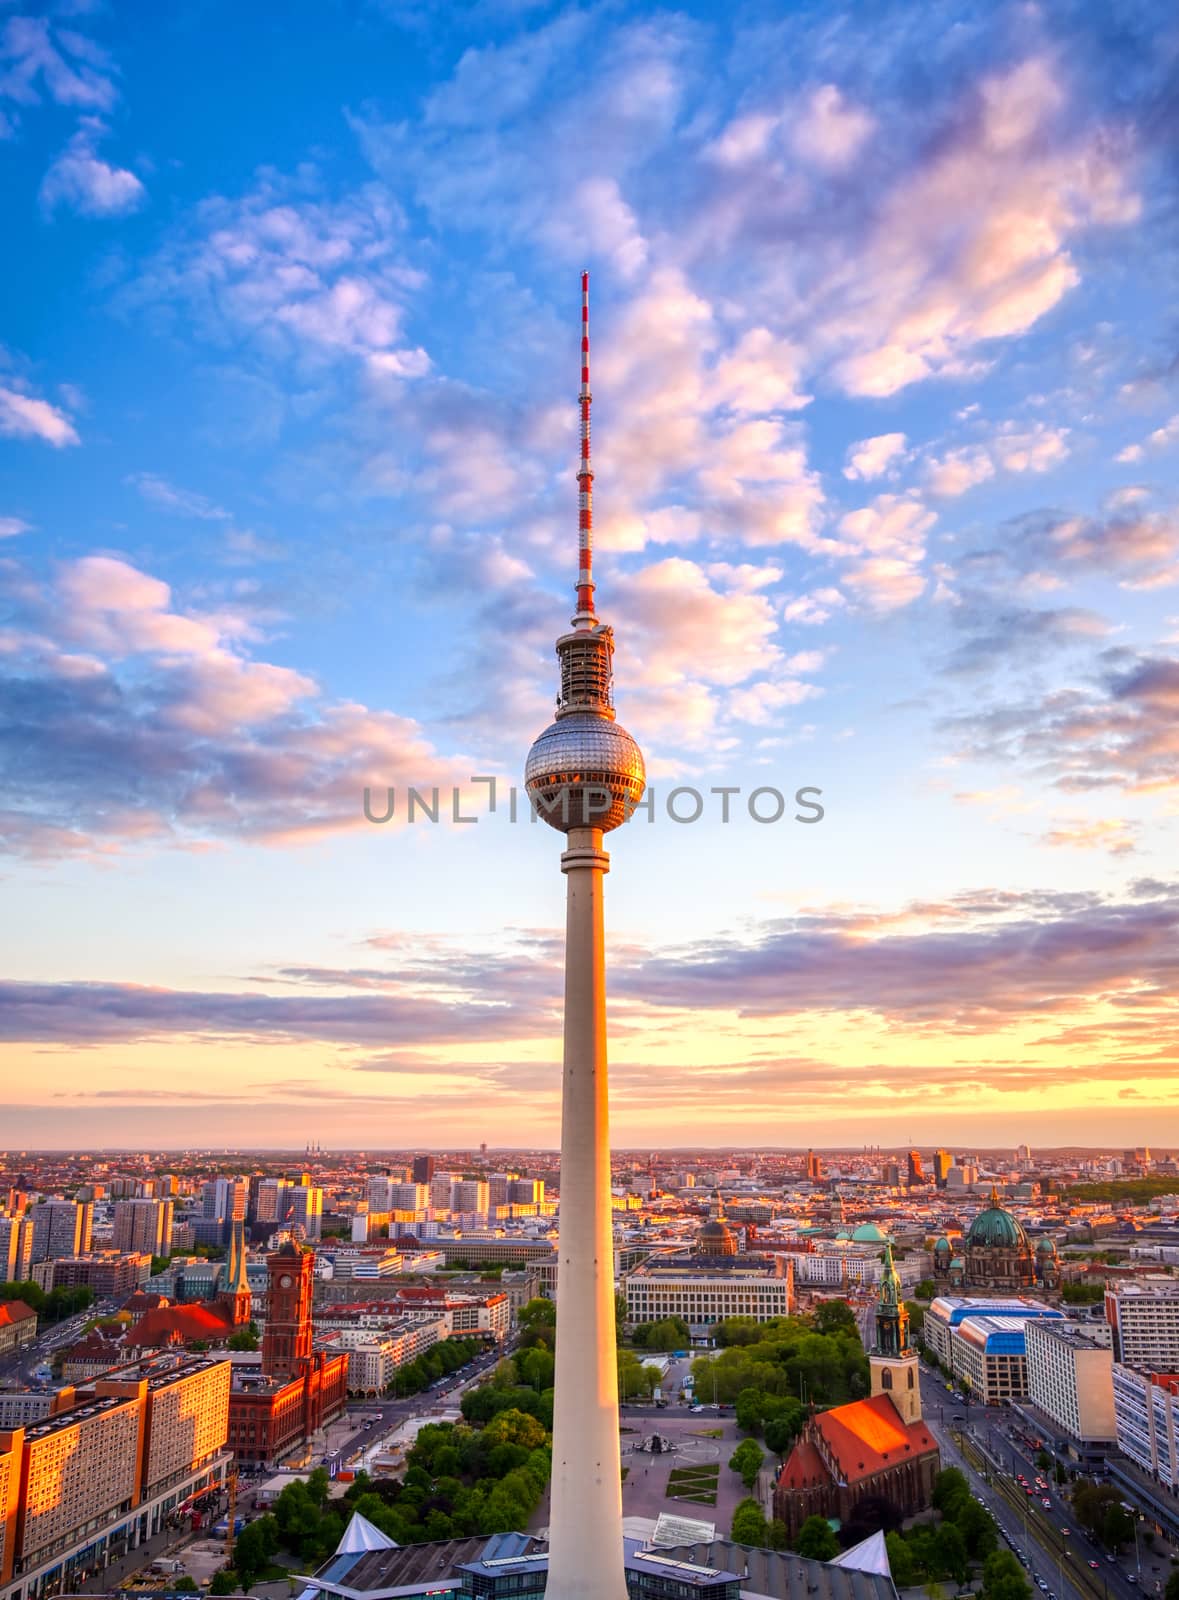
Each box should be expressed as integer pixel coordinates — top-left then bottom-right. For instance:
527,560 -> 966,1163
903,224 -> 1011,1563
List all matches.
967,1195 -> 1027,1250
1036,1236 -> 1057,1256
852,1222 -> 887,1243
697,1218 -> 737,1256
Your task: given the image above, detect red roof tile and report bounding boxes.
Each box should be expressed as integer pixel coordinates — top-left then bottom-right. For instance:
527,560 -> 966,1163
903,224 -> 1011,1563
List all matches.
125,1304 -> 234,1346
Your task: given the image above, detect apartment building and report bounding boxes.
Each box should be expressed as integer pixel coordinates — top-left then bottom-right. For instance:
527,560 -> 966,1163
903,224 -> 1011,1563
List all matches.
1024,1320 -> 1116,1464
0,1220 -> 33,1284
0,1307 -> 35,1361
1106,1287 -> 1179,1367
332,1316 -> 447,1395
29,1203 -> 91,1265
113,1200 -> 173,1259
47,1253 -> 152,1297
0,1355 -> 231,1600
1113,1367 -> 1179,1495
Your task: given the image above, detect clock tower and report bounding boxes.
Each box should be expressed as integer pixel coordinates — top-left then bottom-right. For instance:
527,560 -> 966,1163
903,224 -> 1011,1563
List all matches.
262,1238 -> 314,1379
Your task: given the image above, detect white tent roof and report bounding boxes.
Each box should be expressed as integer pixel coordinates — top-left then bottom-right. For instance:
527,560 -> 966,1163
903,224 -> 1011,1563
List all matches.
830,1530 -> 892,1577
336,1511 -> 398,1554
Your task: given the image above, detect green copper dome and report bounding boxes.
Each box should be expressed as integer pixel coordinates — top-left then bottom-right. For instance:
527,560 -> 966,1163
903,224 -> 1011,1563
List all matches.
852,1222 -> 887,1243
967,1188 -> 1028,1249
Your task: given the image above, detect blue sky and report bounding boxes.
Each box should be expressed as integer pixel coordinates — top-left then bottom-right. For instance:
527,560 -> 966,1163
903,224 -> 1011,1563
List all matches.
1,0 -> 1177,1149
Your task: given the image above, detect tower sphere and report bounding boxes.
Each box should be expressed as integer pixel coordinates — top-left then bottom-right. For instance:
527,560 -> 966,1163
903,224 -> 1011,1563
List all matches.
524,711 -> 645,833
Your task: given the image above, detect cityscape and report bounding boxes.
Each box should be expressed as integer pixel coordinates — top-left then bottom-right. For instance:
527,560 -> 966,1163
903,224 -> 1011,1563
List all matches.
1,5 -> 1178,1600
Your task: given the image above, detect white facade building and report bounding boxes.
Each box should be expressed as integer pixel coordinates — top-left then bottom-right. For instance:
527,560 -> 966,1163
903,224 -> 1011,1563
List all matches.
625,1258 -> 793,1330
1106,1287 -> 1179,1368
1025,1319 -> 1116,1447
1113,1366 -> 1179,1493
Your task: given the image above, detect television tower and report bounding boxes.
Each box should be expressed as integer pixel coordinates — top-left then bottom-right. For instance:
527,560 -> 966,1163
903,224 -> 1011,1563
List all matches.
525,273 -> 645,1600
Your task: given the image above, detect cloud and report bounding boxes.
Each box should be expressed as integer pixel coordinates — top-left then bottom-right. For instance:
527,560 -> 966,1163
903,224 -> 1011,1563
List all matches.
833,494 -> 935,610
789,85 -> 875,173
941,645 -> 1179,795
1041,818 -> 1137,856
0,385 -> 79,446
826,57 -> 1139,397
0,15 -> 117,118
0,552 -> 475,855
129,171 -> 426,368
39,120 -> 145,218
0,517 -> 32,538
926,447 -> 995,498
126,473 -> 231,521
843,433 -> 907,482
1005,508 -> 1179,589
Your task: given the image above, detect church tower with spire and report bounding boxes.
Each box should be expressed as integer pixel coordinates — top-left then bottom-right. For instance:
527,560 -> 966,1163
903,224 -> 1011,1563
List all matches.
869,1239 -> 922,1423
218,1217 -> 253,1327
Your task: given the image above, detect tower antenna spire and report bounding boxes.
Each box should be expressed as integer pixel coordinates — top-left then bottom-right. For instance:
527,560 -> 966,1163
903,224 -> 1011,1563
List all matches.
575,269 -> 595,625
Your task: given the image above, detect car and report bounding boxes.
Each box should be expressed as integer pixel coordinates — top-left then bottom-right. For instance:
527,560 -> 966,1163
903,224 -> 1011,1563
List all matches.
1037,1579 -> 1049,1591
1042,1499 -> 1052,1508
1060,1529 -> 1070,1537
1089,1561 -> 1101,1570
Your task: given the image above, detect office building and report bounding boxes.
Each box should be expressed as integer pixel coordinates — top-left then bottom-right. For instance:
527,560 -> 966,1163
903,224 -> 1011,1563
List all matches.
200,1179 -> 247,1223
1023,1320 -> 1116,1466
882,1161 -> 901,1187
113,1199 -> 173,1258
1106,1286 -> 1179,1367
933,1150 -> 953,1187
906,1151 -> 925,1187
411,1156 -> 436,1185
625,1253 -> 792,1332
924,1295 -> 1063,1369
289,1185 -> 323,1241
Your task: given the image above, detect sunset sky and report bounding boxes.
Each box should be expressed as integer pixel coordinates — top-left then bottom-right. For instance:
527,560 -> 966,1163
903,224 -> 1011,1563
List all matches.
1,0 -> 1176,1150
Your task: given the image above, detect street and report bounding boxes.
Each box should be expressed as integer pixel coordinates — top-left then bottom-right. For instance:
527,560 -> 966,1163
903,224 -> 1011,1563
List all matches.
918,1365 -> 1166,1600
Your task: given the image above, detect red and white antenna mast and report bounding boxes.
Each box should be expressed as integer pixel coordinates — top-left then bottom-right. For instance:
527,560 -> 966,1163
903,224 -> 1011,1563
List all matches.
574,269 -> 595,626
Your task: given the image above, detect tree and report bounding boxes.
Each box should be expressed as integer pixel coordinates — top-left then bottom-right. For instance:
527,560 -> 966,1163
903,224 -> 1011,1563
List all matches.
1036,1450 -> 1051,1471
233,1516 -> 278,1590
797,1515 -> 839,1561
932,1467 -> 970,1518
764,1405 -> 806,1457
172,1578 -> 198,1592
1103,1503 -> 1134,1552
483,1408 -> 548,1451
731,1498 -> 769,1546
208,1571 -> 239,1595
228,1328 -> 259,1351
934,1523 -> 969,1584
886,1532 -> 917,1587
913,1279 -> 937,1300
729,1438 -> 764,1488
813,1300 -> 857,1336
981,1550 -> 1032,1600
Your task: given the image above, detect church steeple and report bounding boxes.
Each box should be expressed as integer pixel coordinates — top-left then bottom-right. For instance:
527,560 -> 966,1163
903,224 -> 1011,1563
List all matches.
869,1238 -> 922,1423
219,1217 -> 253,1327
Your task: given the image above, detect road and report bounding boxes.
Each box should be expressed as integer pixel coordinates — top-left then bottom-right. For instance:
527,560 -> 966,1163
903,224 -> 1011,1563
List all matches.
916,1365 -> 1092,1600
916,1364 -> 1171,1600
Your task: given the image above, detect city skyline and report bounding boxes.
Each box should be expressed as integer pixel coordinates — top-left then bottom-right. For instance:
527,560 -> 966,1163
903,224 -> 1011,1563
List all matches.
2,1 -> 1177,1147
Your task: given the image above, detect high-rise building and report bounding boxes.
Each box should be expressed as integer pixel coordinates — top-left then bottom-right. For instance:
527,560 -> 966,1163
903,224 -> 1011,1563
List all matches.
510,1178 -> 544,1206
113,1198 -> 173,1257
0,1217 -> 33,1282
906,1150 -> 925,1187
451,1179 -> 489,1215
30,1200 -> 92,1263
0,1354 -> 231,1594
523,274 -> 646,1600
933,1150 -> 953,1187
254,1177 -> 293,1226
1024,1320 -> 1115,1467
289,1185 -> 323,1241
1105,1285 -> 1179,1367
201,1177 -> 247,1224
882,1161 -> 901,1187
805,1150 -> 824,1182
412,1155 -> 436,1185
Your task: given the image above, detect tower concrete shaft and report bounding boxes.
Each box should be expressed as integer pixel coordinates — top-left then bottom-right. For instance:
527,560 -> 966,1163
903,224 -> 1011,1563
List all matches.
546,826 -> 626,1600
